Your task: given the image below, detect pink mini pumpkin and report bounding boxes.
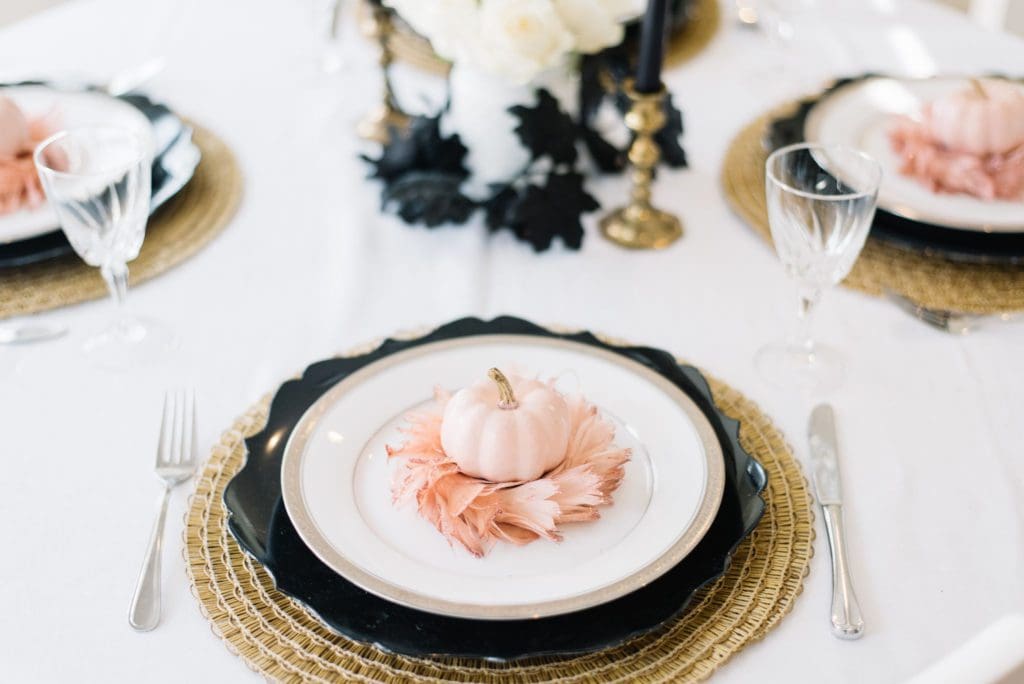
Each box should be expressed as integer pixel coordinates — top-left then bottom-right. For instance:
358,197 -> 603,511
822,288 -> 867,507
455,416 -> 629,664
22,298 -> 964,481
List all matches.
440,368 -> 570,483
927,79 -> 1024,156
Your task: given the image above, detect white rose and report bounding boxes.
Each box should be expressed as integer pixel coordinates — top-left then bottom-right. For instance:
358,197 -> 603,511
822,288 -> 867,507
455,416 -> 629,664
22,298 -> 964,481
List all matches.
554,0 -> 643,54
596,0 -> 645,20
384,0 -> 479,63
475,0 -> 575,84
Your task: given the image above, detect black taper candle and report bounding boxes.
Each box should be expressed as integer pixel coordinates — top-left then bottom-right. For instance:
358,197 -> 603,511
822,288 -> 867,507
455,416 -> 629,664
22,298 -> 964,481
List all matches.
635,0 -> 669,93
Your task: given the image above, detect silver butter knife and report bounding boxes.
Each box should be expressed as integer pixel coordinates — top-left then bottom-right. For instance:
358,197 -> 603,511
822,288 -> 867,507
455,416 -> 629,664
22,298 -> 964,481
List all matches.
808,404 -> 865,640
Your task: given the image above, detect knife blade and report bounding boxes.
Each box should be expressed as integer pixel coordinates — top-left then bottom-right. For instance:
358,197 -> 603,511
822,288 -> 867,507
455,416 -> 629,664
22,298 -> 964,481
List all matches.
808,404 -> 843,505
807,403 -> 864,639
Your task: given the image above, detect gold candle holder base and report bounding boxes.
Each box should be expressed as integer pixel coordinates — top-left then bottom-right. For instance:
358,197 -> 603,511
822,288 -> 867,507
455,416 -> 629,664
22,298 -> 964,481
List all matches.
600,81 -> 683,250
601,204 -> 682,250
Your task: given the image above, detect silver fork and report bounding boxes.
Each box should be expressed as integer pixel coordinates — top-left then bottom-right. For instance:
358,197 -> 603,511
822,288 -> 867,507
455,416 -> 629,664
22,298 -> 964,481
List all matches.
885,291 -> 1020,334
128,390 -> 197,631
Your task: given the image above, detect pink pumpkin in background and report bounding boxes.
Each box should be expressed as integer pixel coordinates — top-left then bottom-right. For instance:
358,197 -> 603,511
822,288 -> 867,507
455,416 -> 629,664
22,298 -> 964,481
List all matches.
440,368 -> 571,483
0,96 -> 31,158
926,79 -> 1024,156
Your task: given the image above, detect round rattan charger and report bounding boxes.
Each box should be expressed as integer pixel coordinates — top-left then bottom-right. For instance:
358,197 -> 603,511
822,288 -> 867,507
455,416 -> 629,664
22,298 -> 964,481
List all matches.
184,332 -> 815,683
384,0 -> 721,76
722,109 -> 1024,314
0,124 -> 242,319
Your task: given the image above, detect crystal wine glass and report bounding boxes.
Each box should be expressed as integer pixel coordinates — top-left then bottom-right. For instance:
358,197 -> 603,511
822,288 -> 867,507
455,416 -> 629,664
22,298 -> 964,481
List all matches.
756,142 -> 882,393
34,125 -> 174,369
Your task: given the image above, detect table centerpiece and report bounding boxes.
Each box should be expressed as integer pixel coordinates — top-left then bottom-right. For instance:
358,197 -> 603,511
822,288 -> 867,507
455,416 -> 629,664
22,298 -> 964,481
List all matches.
365,0 -> 688,251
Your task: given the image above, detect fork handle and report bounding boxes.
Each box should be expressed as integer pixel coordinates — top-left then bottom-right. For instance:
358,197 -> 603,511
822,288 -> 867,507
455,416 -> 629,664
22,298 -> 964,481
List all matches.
128,486 -> 171,631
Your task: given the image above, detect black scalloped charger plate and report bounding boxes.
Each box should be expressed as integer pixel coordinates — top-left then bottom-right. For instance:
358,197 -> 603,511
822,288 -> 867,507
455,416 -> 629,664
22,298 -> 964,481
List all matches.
223,317 -> 767,661
0,81 -> 199,268
767,74 -> 1024,265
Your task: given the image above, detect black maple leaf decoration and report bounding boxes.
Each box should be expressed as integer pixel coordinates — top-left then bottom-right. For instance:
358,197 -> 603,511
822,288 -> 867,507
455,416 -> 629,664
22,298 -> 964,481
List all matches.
382,172 -> 476,227
654,93 -> 687,168
364,115 -> 469,181
363,67 -> 685,251
497,171 -> 600,252
581,127 -> 628,173
364,115 -> 476,228
510,90 -> 579,166
483,185 -> 519,232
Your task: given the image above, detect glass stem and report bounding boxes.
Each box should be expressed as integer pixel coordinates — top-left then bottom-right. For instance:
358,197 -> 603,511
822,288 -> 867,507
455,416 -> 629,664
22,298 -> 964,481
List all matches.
102,263 -> 129,309
793,287 -> 821,356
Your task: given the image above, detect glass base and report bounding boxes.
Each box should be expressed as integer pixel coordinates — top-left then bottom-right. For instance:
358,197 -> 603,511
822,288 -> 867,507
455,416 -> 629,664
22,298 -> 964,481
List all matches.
755,340 -> 844,394
82,315 -> 177,371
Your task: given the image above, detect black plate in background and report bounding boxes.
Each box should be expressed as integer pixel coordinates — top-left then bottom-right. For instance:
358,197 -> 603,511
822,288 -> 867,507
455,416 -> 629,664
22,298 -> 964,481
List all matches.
0,81 -> 197,268
223,316 -> 767,661
767,74 -> 1024,265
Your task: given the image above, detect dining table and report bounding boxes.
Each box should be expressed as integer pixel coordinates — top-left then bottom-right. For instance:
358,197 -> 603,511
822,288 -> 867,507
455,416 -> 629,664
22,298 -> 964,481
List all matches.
1,0 -> 1022,682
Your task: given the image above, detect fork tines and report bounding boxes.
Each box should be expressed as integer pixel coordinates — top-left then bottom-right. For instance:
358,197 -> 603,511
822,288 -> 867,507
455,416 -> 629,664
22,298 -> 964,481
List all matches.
157,389 -> 197,469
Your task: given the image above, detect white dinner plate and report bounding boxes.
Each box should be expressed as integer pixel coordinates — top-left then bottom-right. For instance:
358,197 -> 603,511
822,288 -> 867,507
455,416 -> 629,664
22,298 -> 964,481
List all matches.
0,85 -> 155,244
804,76 -> 1024,233
281,335 -> 725,620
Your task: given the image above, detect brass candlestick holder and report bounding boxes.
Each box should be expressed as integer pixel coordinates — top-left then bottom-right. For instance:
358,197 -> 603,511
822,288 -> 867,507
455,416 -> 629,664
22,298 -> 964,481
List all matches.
600,82 -> 682,250
357,4 -> 410,144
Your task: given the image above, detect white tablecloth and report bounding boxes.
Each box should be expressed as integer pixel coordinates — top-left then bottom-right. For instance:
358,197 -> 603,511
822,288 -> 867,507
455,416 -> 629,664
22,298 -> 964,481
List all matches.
2,1 -> 1023,682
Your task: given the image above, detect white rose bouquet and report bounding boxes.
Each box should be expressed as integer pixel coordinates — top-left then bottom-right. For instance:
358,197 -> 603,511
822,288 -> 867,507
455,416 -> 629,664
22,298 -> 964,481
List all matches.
384,0 -> 643,85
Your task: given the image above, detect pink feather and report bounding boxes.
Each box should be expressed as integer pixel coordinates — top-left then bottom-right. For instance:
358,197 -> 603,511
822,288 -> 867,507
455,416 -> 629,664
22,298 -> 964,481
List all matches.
0,101 -> 64,215
387,382 -> 631,557
889,114 -> 1024,201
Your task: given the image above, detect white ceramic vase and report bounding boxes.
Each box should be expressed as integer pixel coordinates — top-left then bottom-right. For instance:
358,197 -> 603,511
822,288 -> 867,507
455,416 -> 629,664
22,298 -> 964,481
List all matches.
442,61 -> 580,198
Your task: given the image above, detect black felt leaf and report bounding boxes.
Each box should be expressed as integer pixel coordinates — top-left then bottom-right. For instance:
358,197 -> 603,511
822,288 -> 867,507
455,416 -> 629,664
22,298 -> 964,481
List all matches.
381,171 -> 476,227
654,94 -> 688,168
581,127 -> 627,173
364,115 -> 469,181
483,185 -> 519,232
504,171 -> 599,252
510,89 -> 579,166
579,55 -> 609,125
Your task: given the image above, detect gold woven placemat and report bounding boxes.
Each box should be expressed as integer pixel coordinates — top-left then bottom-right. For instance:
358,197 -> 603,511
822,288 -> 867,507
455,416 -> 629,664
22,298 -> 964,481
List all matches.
184,333 -> 815,683
722,110 -> 1024,314
665,0 -> 721,67
0,124 -> 242,319
384,0 -> 720,76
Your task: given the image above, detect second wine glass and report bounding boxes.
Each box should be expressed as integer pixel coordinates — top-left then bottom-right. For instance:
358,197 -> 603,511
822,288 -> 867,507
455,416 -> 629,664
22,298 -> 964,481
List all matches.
756,142 -> 882,393
34,125 -> 174,370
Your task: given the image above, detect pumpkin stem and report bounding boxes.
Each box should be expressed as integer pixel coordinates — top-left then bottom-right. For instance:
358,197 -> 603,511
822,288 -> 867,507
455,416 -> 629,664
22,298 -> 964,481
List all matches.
488,368 -> 519,410
970,78 -> 988,99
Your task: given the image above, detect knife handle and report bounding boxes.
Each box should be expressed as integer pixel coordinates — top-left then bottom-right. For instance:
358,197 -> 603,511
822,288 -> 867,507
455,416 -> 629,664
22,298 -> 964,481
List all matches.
822,504 -> 864,639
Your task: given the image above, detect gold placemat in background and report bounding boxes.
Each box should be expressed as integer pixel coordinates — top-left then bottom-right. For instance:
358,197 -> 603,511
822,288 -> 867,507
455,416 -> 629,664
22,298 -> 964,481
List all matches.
0,125 -> 242,319
665,0 -> 721,67
184,332 -> 814,684
384,0 -> 721,76
722,111 -> 1024,314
